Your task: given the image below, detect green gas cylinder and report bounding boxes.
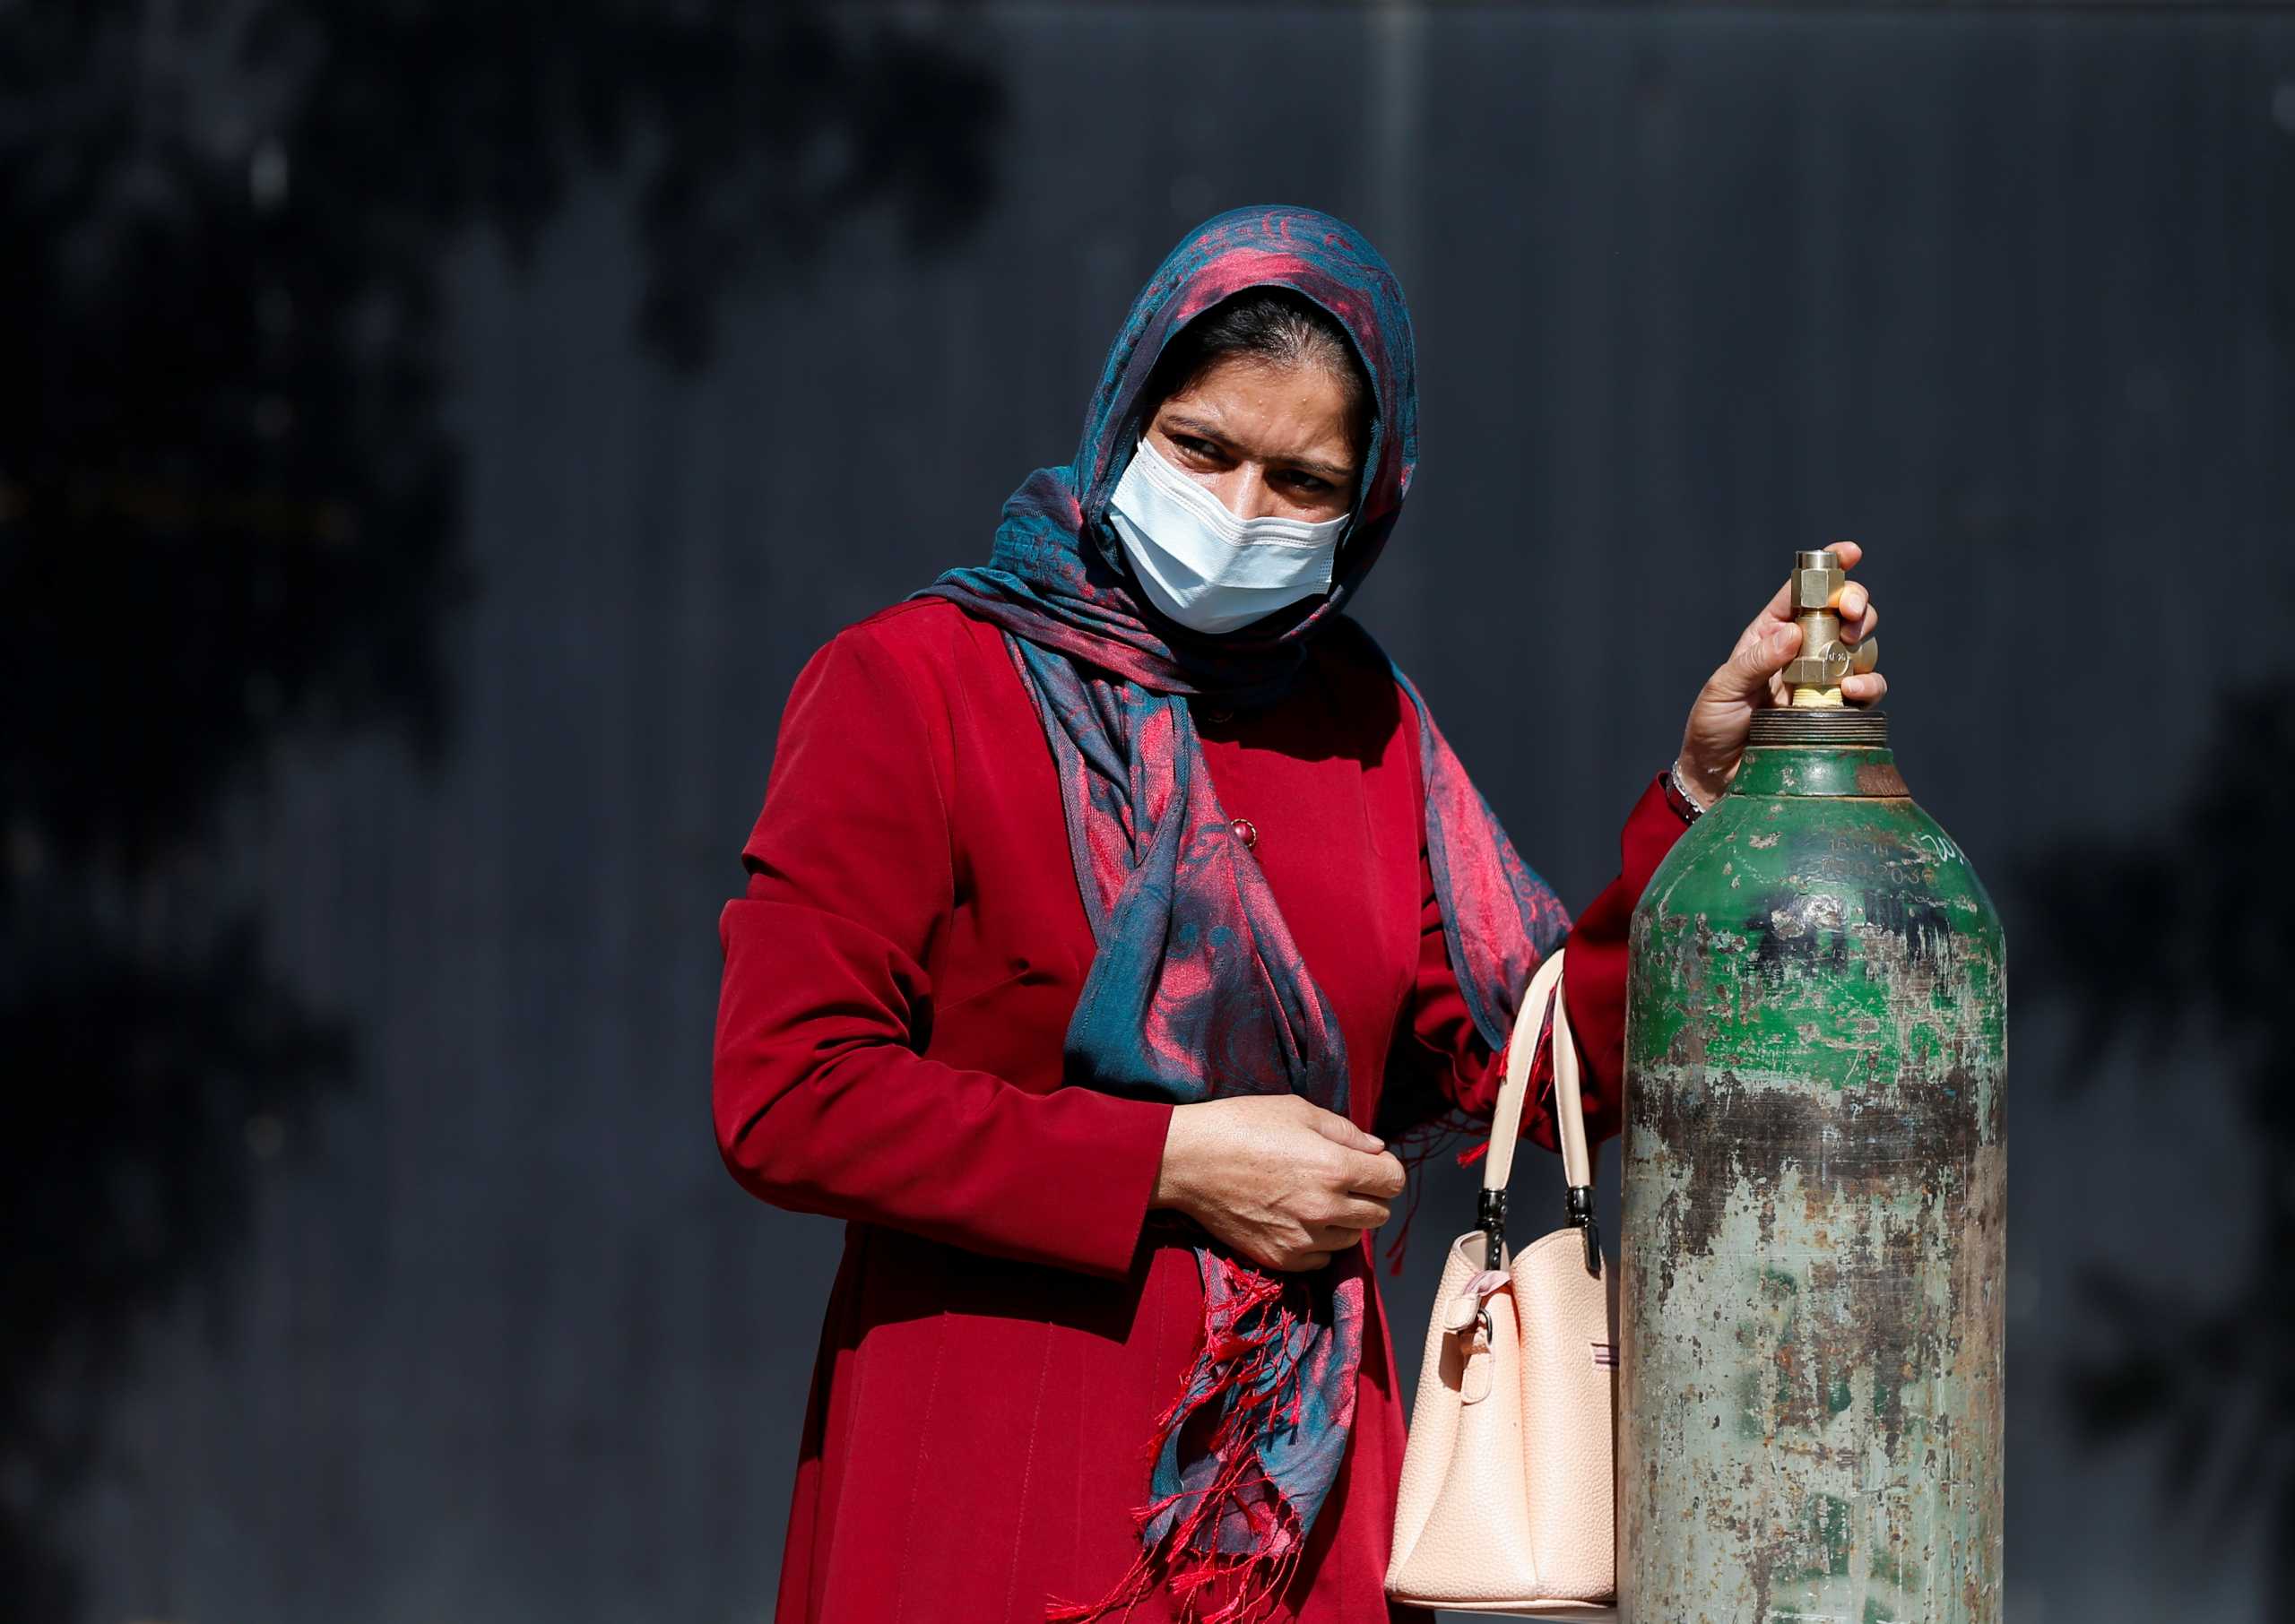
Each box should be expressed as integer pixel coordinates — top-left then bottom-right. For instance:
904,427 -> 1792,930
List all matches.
1619,551 -> 2005,1624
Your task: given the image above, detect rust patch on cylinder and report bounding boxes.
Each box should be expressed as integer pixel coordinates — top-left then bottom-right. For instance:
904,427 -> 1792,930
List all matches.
1856,761 -> 1910,797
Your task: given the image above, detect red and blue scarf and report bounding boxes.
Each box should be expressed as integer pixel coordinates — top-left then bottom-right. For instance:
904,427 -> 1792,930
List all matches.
920,205 -> 1568,1621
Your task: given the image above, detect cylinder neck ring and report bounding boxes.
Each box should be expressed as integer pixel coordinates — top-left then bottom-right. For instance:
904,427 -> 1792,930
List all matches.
1747,707 -> 1891,747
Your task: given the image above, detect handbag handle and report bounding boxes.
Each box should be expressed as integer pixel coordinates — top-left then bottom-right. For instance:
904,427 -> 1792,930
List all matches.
1475,949 -> 1601,1275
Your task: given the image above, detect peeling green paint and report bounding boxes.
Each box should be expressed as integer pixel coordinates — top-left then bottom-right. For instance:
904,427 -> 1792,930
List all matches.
1807,1494 -> 1854,1577
1871,1551 -> 1920,1591
1618,725 -> 2006,1624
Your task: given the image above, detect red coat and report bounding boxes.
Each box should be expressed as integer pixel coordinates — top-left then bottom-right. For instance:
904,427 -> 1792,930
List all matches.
713,597 -> 1688,1623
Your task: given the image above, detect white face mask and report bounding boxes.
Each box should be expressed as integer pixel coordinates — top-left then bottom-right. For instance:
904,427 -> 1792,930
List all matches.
1106,437 -> 1351,635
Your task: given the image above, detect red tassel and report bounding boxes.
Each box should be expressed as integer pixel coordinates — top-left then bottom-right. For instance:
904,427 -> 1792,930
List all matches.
1046,1258 -> 1320,1624
1379,1009 -> 1574,1274
1378,1102 -> 1492,1275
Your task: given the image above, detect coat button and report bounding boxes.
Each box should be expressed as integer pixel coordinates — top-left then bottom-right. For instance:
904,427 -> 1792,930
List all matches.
1230,816 -> 1258,850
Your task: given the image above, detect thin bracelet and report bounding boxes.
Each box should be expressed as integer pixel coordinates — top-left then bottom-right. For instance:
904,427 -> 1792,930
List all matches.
1665,759 -> 1707,822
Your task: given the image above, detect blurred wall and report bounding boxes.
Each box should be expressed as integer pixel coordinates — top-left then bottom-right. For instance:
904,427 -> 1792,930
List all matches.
18,6 -> 2294,1624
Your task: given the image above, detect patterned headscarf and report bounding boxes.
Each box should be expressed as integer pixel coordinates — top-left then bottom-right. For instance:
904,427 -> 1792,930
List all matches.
918,206 -> 1568,1622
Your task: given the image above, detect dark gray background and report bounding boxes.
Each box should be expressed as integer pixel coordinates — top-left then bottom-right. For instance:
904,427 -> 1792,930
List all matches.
13,5 -> 2293,1623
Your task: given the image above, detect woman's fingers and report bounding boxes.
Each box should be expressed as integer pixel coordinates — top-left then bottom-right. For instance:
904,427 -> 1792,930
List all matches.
1835,567 -> 1882,704
1839,583 -> 1878,644
1349,1149 -> 1406,1199
1308,1120 -> 1404,1197
1295,1222 -> 1375,1261
1716,618 -> 1802,701
1328,1196 -> 1393,1232
1298,1100 -> 1385,1155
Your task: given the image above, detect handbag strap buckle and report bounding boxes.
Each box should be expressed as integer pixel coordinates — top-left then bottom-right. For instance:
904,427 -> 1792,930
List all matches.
1477,1188 -> 1507,1271
1565,1183 -> 1601,1277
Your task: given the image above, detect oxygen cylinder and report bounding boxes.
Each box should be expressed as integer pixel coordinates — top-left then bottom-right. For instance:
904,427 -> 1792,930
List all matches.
1619,550 -> 2005,1624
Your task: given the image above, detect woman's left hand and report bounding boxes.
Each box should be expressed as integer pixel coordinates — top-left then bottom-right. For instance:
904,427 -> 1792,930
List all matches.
1672,540 -> 1886,808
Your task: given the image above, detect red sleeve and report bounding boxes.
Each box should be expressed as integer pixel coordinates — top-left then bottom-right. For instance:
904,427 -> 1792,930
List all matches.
1550,772 -> 1692,1148
1398,772 -> 1690,1153
711,626 -> 1175,1279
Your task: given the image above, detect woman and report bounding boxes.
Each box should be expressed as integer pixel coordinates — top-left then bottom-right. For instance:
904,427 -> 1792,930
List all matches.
712,206 -> 1882,1624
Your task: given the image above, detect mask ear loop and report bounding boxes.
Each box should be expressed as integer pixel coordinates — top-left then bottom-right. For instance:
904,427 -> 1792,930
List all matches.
1081,426 -> 1155,580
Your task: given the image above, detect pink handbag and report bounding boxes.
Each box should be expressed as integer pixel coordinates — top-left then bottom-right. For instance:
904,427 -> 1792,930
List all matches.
1385,949 -> 1620,1617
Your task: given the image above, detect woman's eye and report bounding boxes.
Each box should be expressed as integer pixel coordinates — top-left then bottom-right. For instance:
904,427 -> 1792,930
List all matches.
1278,471 -> 1332,495
1170,435 -> 1219,461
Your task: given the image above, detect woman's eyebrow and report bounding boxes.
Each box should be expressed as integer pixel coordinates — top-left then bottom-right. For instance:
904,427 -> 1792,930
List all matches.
1161,414 -> 1356,483
1286,454 -> 1358,484
1159,412 -> 1234,446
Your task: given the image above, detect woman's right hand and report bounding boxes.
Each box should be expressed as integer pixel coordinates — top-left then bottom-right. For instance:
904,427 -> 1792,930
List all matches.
1151,1095 -> 1407,1272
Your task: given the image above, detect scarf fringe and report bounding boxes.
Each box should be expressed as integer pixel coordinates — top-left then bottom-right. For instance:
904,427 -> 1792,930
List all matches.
1046,1259 -> 1316,1624
1379,1103 -> 1495,1275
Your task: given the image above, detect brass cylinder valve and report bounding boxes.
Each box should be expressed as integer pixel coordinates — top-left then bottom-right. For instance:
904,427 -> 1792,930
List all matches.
1783,547 -> 1877,708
